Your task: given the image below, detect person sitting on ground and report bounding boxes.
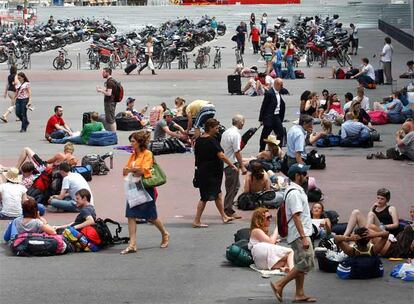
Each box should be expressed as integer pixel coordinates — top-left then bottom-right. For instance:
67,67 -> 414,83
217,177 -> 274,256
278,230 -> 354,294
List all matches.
16,142 -> 78,172
324,93 -> 344,124
299,90 -> 311,114
173,97 -> 185,117
310,202 -> 331,239
45,105 -> 73,141
350,57 -> 376,87
48,162 -> 94,213
343,188 -> 400,237
286,115 -> 313,168
319,89 -> 330,113
385,123 -> 414,160
0,168 -> 27,220
402,118 -> 414,133
307,119 -> 332,146
153,109 -> 189,143
243,161 -> 272,194
49,111 -> 104,145
340,112 -> 371,143
20,162 -> 38,190
124,97 -> 148,122
234,64 -> 258,78
345,98 -> 371,126
185,100 -> 216,139
373,91 -> 404,121
242,72 -> 272,96
249,207 -> 294,272
302,92 -> 323,119
353,87 -> 370,111
149,102 -> 167,127
400,60 -> 414,78
243,135 -> 284,170
3,197 -> 56,242
343,92 -> 354,111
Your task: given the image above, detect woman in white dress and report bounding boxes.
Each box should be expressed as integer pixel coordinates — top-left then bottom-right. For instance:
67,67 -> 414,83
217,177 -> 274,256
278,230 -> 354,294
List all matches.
248,207 -> 294,272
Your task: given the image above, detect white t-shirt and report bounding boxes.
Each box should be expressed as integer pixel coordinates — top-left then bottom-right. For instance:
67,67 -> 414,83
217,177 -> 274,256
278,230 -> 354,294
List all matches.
0,183 -> 26,217
352,96 -> 370,111
61,173 -> 94,205
362,64 -> 375,81
265,75 -> 274,87
381,44 -> 393,62
284,182 -> 313,244
273,88 -> 281,115
221,126 -> 241,168
352,26 -> 358,40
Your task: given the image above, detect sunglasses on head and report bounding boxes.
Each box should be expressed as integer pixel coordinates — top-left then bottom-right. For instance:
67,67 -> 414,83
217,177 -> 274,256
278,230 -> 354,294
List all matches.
266,215 -> 273,220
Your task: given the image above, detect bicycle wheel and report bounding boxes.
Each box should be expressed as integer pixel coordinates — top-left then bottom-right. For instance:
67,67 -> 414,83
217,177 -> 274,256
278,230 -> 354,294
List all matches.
203,54 -> 210,68
63,58 -> 72,70
343,51 -> 352,66
52,57 -> 60,70
335,53 -> 344,67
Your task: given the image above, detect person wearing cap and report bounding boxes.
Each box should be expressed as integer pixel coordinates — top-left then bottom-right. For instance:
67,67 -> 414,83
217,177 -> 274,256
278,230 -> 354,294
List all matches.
0,168 -> 27,219
153,109 -> 188,143
248,24 -> 260,54
286,114 -> 313,168
125,97 -> 148,121
270,163 -> 315,303
261,37 -> 275,74
48,111 -> 104,145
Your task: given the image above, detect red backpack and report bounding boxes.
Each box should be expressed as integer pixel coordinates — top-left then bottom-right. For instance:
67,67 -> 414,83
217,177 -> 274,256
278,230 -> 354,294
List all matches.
277,188 -> 298,238
112,79 -> 124,103
336,68 -> 345,79
369,110 -> 389,125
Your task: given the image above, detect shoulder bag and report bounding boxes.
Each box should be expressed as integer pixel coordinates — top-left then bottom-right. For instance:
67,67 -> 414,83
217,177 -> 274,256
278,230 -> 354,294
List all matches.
142,161 -> 166,188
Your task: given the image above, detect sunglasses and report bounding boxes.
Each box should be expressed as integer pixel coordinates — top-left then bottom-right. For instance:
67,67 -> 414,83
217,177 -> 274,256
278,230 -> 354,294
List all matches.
300,172 -> 308,177
265,215 -> 273,220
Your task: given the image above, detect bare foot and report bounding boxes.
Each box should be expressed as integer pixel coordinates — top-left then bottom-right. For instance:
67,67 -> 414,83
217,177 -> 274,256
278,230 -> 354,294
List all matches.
270,282 -> 283,303
293,296 -> 317,303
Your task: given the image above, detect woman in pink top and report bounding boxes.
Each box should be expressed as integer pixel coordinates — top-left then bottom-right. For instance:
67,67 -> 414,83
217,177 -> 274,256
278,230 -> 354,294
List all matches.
15,72 -> 32,132
326,93 -> 344,115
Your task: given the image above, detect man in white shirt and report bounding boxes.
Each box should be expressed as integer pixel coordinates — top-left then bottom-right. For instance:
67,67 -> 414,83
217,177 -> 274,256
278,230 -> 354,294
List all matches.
351,57 -> 376,87
380,37 -> 393,85
353,87 -> 371,111
221,114 -> 247,219
0,168 -> 27,219
49,162 -> 94,212
270,164 -> 315,303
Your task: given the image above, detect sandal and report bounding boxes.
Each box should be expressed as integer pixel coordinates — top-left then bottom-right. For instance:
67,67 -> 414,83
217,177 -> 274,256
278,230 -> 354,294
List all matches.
120,245 -> 137,255
223,217 -> 234,224
0,116 -> 7,123
160,233 -> 169,248
192,223 -> 208,228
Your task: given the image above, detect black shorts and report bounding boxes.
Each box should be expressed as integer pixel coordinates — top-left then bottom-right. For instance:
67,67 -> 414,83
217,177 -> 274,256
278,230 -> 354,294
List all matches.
32,154 -> 46,167
351,39 -> 359,49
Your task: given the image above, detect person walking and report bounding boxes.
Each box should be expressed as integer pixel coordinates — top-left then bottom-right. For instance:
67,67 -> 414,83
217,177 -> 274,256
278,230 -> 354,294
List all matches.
138,36 -> 157,75
210,16 -> 218,35
235,21 -> 247,55
249,13 -> 256,30
14,72 -> 32,133
270,164 -> 316,303
260,13 -> 268,35
380,37 -> 393,85
262,37 -> 275,74
221,114 -> 247,220
349,23 -> 359,55
192,118 -> 236,228
258,78 -> 286,152
1,65 -> 17,123
249,24 -> 260,54
121,131 -> 169,254
96,67 -> 117,132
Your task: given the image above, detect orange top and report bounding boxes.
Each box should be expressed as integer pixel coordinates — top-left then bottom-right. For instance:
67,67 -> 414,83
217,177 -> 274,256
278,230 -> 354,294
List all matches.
125,149 -> 153,178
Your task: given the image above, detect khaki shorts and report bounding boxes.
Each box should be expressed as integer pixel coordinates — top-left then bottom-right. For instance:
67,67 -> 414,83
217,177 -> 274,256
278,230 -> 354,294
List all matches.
291,237 -> 315,272
104,101 -> 116,124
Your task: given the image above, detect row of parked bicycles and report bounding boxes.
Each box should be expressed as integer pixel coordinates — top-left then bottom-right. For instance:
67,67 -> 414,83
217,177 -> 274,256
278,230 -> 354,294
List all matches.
86,16 -> 226,70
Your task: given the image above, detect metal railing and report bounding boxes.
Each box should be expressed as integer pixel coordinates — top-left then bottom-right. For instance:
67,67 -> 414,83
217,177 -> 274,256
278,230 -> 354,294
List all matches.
378,19 -> 414,51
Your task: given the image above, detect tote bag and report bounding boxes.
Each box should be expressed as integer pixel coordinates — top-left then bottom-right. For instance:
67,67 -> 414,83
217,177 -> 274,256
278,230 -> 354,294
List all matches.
124,174 -> 152,208
142,162 -> 166,188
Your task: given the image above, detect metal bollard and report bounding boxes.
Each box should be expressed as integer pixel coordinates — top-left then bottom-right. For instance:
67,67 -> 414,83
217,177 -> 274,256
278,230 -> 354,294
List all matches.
77,53 -> 81,70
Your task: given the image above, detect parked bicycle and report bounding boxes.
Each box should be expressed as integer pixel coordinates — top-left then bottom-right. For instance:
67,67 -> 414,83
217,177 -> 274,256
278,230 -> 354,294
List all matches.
233,46 -> 244,66
87,48 -> 100,70
53,48 -> 72,70
177,47 -> 189,69
108,49 -> 122,69
16,48 -> 31,70
194,46 -> 210,69
212,46 -> 225,69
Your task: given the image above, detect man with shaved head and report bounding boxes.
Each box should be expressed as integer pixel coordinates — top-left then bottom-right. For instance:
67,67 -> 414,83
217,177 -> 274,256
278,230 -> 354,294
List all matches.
258,78 -> 286,151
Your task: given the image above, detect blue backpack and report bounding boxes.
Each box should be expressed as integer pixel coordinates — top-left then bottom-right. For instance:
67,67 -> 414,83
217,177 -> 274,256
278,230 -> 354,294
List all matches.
316,135 -> 341,147
88,131 -> 118,146
337,256 -> 384,279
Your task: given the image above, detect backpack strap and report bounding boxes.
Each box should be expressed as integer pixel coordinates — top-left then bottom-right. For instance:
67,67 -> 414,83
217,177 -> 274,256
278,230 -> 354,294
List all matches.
284,188 -> 299,224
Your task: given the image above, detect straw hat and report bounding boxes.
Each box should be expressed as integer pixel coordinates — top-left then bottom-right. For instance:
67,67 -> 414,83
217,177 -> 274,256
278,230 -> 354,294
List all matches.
264,135 -> 280,146
2,167 -> 21,184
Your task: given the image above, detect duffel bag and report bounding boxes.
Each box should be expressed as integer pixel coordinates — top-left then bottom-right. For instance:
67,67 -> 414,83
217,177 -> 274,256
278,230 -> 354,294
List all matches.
149,139 -> 173,155
369,110 -> 388,125
88,131 -> 118,146
116,114 -> 143,131
11,233 -> 70,256
305,150 -> 326,169
81,154 -> 109,175
237,192 -> 258,211
226,240 -> 253,267
316,135 -> 341,147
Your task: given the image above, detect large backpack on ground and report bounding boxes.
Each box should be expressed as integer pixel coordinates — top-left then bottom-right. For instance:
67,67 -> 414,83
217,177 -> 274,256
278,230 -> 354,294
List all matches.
227,75 -> 242,95
88,131 -> 118,146
82,112 -> 93,128
149,138 -> 187,155
295,70 -> 305,79
375,69 -> 384,85
345,68 -> 359,79
93,218 -> 130,248
305,150 -> 326,169
316,135 -> 341,148
81,154 -> 110,175
335,68 -> 345,79
237,192 -> 258,211
115,113 -> 143,131
337,256 -> 384,279
234,228 -> 251,242
369,110 -> 389,125
315,237 -> 342,273
124,63 -> 137,75
340,136 -> 373,148
11,233 -> 71,256
171,116 -> 190,131
71,165 -> 92,182
226,240 -> 253,267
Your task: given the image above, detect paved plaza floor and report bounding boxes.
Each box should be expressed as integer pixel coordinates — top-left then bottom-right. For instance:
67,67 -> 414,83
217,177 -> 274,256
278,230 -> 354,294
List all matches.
0,7 -> 413,304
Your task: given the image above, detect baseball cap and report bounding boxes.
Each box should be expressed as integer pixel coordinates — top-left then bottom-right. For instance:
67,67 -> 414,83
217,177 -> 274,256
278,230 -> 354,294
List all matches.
287,163 -> 310,176
163,109 -> 174,117
126,97 -> 135,105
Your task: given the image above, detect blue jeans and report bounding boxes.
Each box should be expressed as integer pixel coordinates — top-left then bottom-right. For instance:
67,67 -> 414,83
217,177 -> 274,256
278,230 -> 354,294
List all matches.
50,130 -> 67,139
360,128 -> 370,141
261,23 -> 267,34
286,56 -> 295,79
272,61 -> 282,77
50,197 -> 79,212
51,135 -> 83,145
15,98 -> 29,131
357,75 -> 374,86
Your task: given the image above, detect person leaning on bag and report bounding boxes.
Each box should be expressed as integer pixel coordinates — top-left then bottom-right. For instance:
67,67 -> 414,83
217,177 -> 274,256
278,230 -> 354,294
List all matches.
121,131 -> 169,255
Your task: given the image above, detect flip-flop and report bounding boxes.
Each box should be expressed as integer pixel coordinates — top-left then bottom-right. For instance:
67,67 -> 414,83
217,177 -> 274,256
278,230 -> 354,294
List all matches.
293,297 -> 317,303
223,218 -> 234,224
0,117 -> 7,123
270,282 -> 283,303
192,224 -> 208,228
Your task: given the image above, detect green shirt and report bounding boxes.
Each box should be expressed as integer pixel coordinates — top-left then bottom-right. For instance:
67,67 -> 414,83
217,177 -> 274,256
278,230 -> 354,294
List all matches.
81,122 -> 104,144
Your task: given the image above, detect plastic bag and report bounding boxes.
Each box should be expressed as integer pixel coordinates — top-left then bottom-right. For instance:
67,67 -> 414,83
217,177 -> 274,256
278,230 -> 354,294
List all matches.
148,58 -> 155,70
124,173 -> 152,208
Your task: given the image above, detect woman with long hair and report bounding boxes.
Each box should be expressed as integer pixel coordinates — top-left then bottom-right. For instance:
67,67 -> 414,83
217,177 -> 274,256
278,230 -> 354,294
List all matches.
310,202 -> 331,239
243,161 -> 271,194
249,207 -> 294,271
14,72 -> 32,132
121,131 -> 169,254
1,65 -> 18,123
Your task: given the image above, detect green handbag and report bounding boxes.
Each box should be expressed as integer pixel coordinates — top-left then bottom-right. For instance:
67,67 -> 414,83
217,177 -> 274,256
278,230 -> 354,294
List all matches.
142,161 -> 166,188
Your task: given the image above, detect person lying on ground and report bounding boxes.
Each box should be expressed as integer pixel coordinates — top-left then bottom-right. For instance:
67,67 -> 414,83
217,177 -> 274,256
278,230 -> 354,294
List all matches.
44,105 -> 73,141
48,111 -> 104,145
48,162 -> 94,213
340,112 -> 371,142
343,188 -> 400,236
234,64 -> 258,78
20,162 -> 38,190
310,202 -> 331,239
249,207 -> 294,272
3,197 -> 56,242
153,109 -> 189,144
16,142 -> 78,172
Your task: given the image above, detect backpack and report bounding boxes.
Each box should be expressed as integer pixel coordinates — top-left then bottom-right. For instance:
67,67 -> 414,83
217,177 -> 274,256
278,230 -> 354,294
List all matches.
316,135 -> 341,147
323,210 -> 339,226
237,192 -> 258,211
11,233 -> 71,256
369,110 -> 389,125
93,218 -> 130,248
335,68 -> 345,79
112,79 -> 124,103
307,187 -> 323,203
234,228 -> 251,242
71,165 -> 92,182
305,150 -> 326,169
81,154 -> 110,175
337,256 -> 384,279
225,240 -> 253,267
277,188 -> 298,238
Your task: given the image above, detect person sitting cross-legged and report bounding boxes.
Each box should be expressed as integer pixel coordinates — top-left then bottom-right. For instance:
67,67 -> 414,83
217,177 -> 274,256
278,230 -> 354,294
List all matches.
44,105 -> 73,141
153,109 -> 189,144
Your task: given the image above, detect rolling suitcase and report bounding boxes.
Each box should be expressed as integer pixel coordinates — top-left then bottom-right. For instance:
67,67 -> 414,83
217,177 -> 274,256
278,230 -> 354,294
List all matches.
124,63 -> 137,75
240,125 -> 262,150
375,69 -> 384,85
227,75 -> 242,95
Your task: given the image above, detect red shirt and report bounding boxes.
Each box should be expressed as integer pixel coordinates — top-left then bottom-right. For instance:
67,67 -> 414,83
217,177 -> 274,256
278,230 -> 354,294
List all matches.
250,28 -> 260,42
45,114 -> 65,135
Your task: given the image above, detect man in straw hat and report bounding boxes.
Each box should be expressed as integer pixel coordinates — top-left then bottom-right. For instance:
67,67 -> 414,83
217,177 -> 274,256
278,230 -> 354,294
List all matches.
0,168 -> 27,219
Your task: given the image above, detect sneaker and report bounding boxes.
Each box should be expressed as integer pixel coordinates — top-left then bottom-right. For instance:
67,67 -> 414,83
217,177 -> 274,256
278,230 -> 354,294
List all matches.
47,205 -> 59,212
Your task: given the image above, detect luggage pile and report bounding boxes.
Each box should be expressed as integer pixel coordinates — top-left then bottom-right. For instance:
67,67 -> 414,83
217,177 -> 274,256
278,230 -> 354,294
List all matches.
149,138 -> 188,155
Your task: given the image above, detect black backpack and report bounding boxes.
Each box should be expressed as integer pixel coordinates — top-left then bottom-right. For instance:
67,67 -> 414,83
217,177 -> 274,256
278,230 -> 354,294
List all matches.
234,228 -> 251,242
237,192 -> 258,211
93,218 -> 129,248
81,154 -> 109,175
305,150 -> 326,169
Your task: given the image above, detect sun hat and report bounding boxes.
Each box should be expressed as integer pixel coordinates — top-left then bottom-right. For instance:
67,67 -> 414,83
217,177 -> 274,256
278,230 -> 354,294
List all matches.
287,163 -> 310,177
263,135 -> 280,146
3,167 -> 21,184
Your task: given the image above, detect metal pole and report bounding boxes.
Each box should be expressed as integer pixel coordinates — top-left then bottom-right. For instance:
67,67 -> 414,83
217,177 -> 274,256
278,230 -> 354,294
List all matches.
77,53 -> 81,70
410,0 -> 413,31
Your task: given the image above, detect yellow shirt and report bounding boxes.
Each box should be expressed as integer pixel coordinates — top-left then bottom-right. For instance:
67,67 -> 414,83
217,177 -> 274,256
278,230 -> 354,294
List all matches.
185,100 -> 210,118
125,149 -> 153,178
